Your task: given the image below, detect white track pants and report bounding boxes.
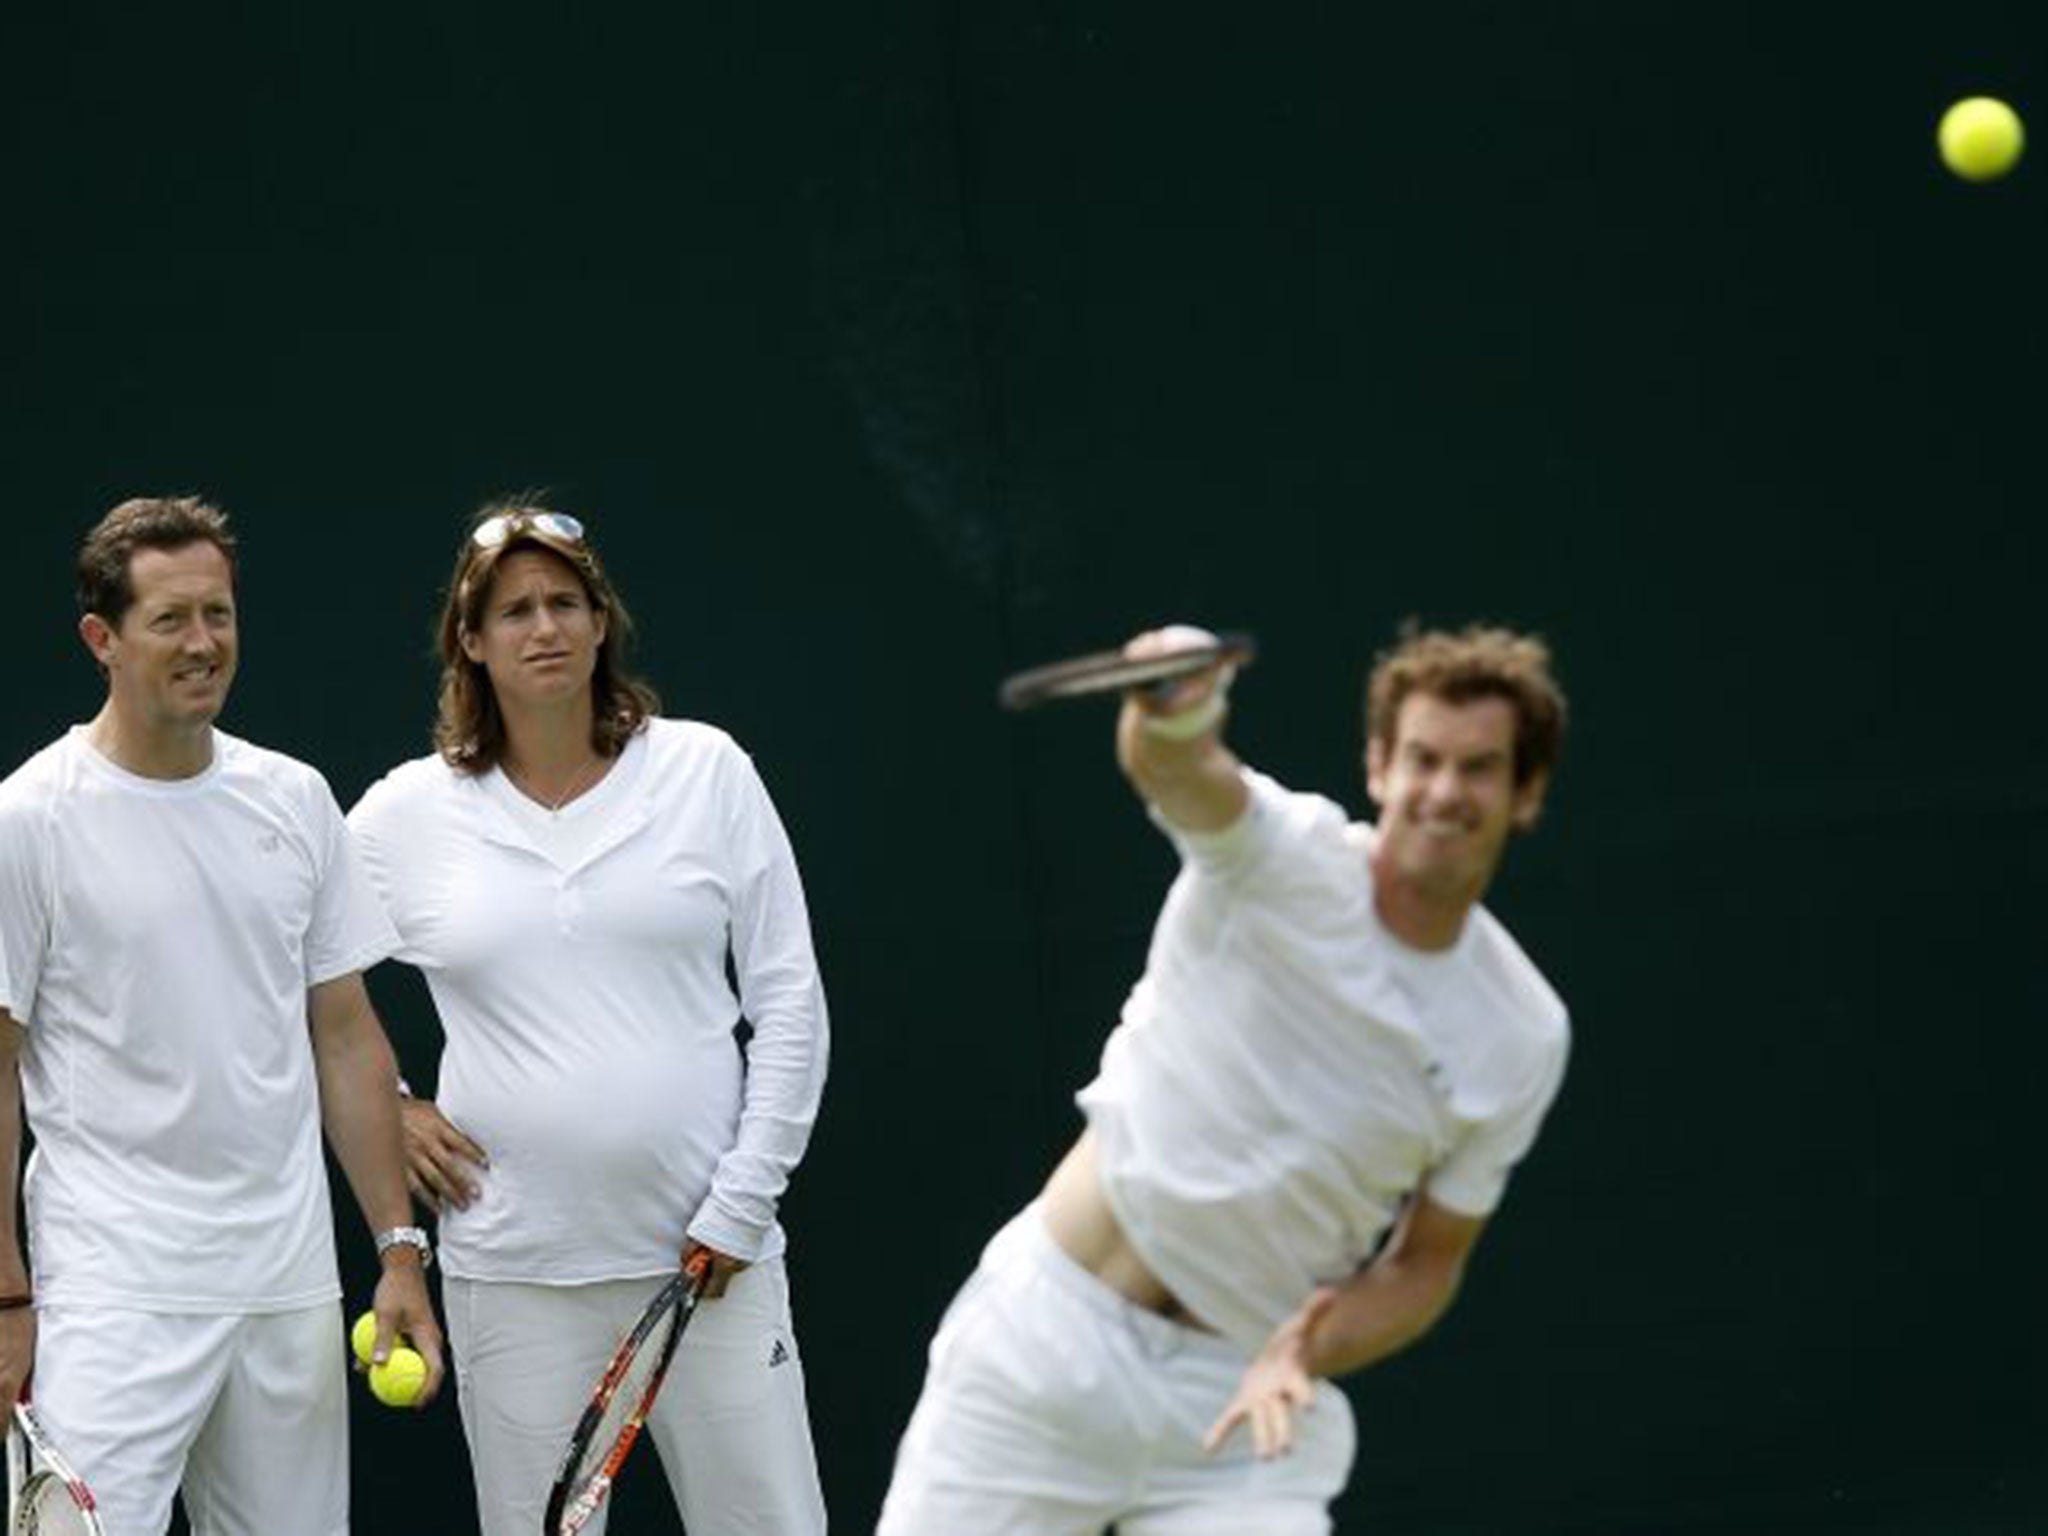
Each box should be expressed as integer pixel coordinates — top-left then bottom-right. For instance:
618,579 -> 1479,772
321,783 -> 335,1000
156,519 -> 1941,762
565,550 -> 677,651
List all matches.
878,1208 -> 1354,1536
445,1260 -> 825,1536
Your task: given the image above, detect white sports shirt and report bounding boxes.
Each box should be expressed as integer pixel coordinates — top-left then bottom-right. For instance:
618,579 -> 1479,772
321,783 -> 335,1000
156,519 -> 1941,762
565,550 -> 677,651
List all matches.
1078,770 -> 1569,1353
347,719 -> 829,1282
0,728 -> 398,1312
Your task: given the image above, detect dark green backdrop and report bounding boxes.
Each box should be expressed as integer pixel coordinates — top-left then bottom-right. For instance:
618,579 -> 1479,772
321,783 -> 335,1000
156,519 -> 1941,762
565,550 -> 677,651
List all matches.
4,3 -> 2042,1531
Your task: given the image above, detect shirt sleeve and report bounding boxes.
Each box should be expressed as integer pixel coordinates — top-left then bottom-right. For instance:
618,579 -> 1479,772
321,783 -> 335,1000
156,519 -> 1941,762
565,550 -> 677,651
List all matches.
1154,770 -> 1352,893
344,773 -> 431,970
304,775 -> 401,987
687,747 -> 830,1262
0,797 -> 50,1026
1426,1029 -> 1570,1217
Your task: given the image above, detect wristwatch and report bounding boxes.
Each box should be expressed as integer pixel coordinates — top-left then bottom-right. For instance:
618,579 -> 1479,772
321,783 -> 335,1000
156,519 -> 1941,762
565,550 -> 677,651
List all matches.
375,1225 -> 434,1270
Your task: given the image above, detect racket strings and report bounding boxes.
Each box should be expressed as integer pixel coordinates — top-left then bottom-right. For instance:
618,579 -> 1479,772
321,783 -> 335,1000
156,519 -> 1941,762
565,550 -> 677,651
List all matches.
17,1475 -> 98,1536
557,1308 -> 679,1525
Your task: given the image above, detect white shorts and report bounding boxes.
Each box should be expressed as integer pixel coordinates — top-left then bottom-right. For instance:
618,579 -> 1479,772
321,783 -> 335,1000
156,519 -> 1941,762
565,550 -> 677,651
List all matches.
32,1302 -> 348,1536
878,1207 -> 1355,1536
444,1258 -> 825,1536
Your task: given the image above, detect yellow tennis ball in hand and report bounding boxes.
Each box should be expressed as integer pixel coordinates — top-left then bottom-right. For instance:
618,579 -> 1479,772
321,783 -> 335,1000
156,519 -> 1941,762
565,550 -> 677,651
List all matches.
1938,97 -> 2025,182
351,1310 -> 411,1366
368,1346 -> 428,1408
350,1311 -> 380,1367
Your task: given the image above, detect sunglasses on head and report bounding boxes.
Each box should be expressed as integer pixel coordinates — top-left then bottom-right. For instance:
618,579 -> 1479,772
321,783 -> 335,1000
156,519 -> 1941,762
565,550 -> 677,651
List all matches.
471,511 -> 586,550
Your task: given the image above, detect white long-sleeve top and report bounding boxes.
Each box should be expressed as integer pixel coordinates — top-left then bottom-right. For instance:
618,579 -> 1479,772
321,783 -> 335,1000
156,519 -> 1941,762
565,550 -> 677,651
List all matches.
348,719 -> 829,1280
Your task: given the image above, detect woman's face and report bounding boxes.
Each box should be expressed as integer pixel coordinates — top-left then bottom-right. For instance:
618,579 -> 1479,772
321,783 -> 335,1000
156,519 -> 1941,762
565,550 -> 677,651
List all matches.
460,548 -> 609,713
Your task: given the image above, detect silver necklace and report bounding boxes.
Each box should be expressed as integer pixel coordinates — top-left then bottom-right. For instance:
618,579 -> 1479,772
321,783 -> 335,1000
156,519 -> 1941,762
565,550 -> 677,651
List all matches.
513,754 -> 603,815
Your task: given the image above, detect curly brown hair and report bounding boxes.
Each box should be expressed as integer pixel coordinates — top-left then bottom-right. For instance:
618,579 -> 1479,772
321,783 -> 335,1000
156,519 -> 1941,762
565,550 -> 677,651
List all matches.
1366,623 -> 1566,788
76,496 -> 238,625
432,502 -> 661,774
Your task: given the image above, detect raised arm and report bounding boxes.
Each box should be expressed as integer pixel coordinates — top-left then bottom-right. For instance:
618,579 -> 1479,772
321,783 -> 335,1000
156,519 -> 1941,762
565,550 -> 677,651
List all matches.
0,1014 -> 30,1406
307,973 -> 445,1405
1114,625 -> 1251,833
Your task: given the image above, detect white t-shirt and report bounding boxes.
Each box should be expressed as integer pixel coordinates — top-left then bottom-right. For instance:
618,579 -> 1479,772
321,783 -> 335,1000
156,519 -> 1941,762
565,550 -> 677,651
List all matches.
1078,770 -> 1569,1353
0,728 -> 398,1312
347,719 -> 829,1282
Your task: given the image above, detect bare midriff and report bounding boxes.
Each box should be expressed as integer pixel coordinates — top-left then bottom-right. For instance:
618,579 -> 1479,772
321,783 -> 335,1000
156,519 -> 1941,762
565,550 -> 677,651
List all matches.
1040,1129 -> 1207,1325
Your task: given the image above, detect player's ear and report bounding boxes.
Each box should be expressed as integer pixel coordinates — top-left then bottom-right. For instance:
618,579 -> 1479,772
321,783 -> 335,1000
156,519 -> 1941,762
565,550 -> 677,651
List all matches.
1510,768 -> 1551,831
459,626 -> 485,664
79,612 -> 117,668
1364,735 -> 1390,808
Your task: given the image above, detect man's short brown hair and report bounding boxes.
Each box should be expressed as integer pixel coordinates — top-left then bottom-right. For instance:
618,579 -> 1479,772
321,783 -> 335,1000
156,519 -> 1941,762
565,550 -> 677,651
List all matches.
1366,623 -> 1566,787
76,496 -> 238,625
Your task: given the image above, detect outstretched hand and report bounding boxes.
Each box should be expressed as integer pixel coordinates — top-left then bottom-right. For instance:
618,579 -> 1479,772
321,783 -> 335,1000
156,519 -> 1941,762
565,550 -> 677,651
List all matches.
1114,625 -> 1250,833
1204,1286 -> 1339,1460
1117,626 -> 1233,738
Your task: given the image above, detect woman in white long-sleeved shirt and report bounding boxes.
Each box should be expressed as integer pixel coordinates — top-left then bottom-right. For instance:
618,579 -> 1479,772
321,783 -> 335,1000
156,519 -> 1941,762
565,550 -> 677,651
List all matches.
349,504 -> 830,1536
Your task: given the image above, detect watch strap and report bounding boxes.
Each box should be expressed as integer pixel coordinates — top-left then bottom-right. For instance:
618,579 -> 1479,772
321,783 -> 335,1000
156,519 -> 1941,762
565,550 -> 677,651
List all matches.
374,1225 -> 434,1269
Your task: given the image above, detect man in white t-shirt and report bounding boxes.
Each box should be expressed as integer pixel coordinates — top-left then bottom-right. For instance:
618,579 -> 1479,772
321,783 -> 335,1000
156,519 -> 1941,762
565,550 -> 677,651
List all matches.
879,622 -> 1571,1535
0,496 -> 444,1536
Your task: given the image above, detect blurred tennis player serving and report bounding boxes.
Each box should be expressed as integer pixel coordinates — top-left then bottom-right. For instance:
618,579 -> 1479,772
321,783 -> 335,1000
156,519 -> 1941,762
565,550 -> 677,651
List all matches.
878,621 -> 1571,1534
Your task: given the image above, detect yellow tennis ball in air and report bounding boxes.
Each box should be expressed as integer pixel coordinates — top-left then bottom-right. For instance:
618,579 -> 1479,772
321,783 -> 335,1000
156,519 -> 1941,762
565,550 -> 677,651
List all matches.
368,1346 -> 428,1408
1938,97 -> 2025,182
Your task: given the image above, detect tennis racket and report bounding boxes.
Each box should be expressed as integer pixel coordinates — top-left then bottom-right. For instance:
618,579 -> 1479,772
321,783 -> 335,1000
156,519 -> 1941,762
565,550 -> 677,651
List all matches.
542,1252 -> 713,1536
998,632 -> 1256,711
7,1402 -> 105,1536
